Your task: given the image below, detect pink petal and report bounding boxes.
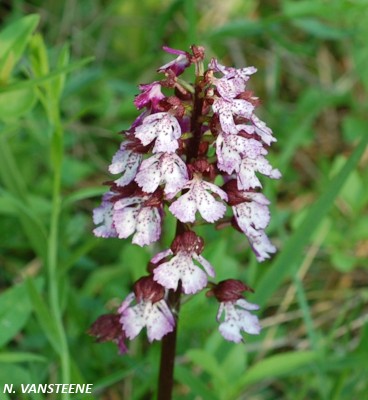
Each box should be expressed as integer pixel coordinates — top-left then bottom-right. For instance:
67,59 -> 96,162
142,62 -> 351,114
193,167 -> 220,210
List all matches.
133,207 -> 161,246
233,196 -> 270,233
135,154 -> 162,193
196,188 -> 227,223
118,293 -> 135,314
109,144 -> 142,187
169,191 -> 197,223
193,181 -> 227,223
134,82 -> 165,110
213,98 -> 238,134
248,230 -> 277,262
93,200 -> 117,238
120,302 -> 146,340
146,300 -> 175,342
161,154 -> 188,198
251,114 -> 276,146
238,156 -> 281,190
151,248 -> 173,264
153,253 -> 208,294
113,207 -> 138,239
193,254 -> 215,278
236,298 -> 260,311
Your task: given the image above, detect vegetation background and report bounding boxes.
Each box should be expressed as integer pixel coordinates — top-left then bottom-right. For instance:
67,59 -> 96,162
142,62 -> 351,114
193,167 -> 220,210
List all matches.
0,0 -> 367,399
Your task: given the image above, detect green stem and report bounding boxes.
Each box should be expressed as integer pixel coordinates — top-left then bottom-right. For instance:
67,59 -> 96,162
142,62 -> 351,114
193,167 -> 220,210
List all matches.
47,119 -> 70,399
157,282 -> 182,400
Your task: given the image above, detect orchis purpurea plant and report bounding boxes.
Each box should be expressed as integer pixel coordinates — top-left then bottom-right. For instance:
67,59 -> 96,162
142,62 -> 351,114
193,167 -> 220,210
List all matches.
89,45 -> 281,399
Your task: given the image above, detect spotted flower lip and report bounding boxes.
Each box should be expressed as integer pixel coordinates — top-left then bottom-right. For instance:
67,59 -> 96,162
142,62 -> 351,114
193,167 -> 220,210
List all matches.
237,155 -> 282,190
249,114 -> 277,146
209,58 -> 257,100
93,192 -> 117,238
212,97 -> 255,135
113,194 -> 162,247
216,133 -> 266,175
118,276 -> 175,343
209,58 -> 258,80
134,112 -> 182,153
152,231 -> 215,294
169,176 -> 228,223
217,298 -> 261,343
119,293 -> 175,343
135,152 -> 188,199
109,142 -> 142,187
229,187 -> 276,261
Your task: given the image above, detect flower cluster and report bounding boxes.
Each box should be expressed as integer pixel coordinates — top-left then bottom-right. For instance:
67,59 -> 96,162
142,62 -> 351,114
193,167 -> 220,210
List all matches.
90,46 -> 280,352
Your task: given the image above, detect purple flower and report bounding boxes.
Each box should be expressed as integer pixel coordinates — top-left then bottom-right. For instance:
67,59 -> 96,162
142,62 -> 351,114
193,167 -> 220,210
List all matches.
92,46 -> 280,351
113,192 -> 162,246
217,299 -> 261,343
233,192 -> 276,261
93,192 -> 117,238
216,133 -> 266,175
169,176 -> 228,223
134,112 -> 182,153
135,152 -> 188,199
209,58 -> 257,100
119,277 -> 175,342
238,155 -> 281,190
224,180 -> 277,261
212,97 -> 255,135
210,58 -> 257,82
152,231 -> 215,294
158,46 -> 191,76
134,82 -> 165,111
250,114 -> 277,146
87,314 -> 128,355
207,279 -> 261,343
109,141 -> 142,187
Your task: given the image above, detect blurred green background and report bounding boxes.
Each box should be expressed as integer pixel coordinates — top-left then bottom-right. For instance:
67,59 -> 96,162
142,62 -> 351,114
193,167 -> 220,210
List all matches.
0,0 -> 368,399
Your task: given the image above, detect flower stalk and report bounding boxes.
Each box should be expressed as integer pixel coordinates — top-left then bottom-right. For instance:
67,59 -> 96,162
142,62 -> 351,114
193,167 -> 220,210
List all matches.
157,281 -> 182,400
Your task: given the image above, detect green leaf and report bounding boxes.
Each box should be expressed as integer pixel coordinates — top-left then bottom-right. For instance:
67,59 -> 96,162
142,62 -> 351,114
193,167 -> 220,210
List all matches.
0,14 -> 40,79
0,86 -> 36,121
0,364 -> 32,385
0,137 -> 49,257
208,19 -> 265,38
0,189 -> 47,260
342,115 -> 368,142
293,18 -> 350,39
186,349 -> 224,383
175,365 -> 220,400
254,134 -> 368,307
52,43 -> 70,100
282,1 -> 330,18
62,186 -> 106,209
229,351 -> 320,395
0,282 -> 33,347
82,264 -> 129,296
29,33 -> 50,77
221,344 -> 247,381
0,56 -> 94,94
0,352 -> 47,363
25,278 -> 61,354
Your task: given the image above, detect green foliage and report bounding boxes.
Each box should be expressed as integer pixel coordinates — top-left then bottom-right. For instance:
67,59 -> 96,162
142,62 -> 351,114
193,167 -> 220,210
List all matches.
0,1 -> 367,399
